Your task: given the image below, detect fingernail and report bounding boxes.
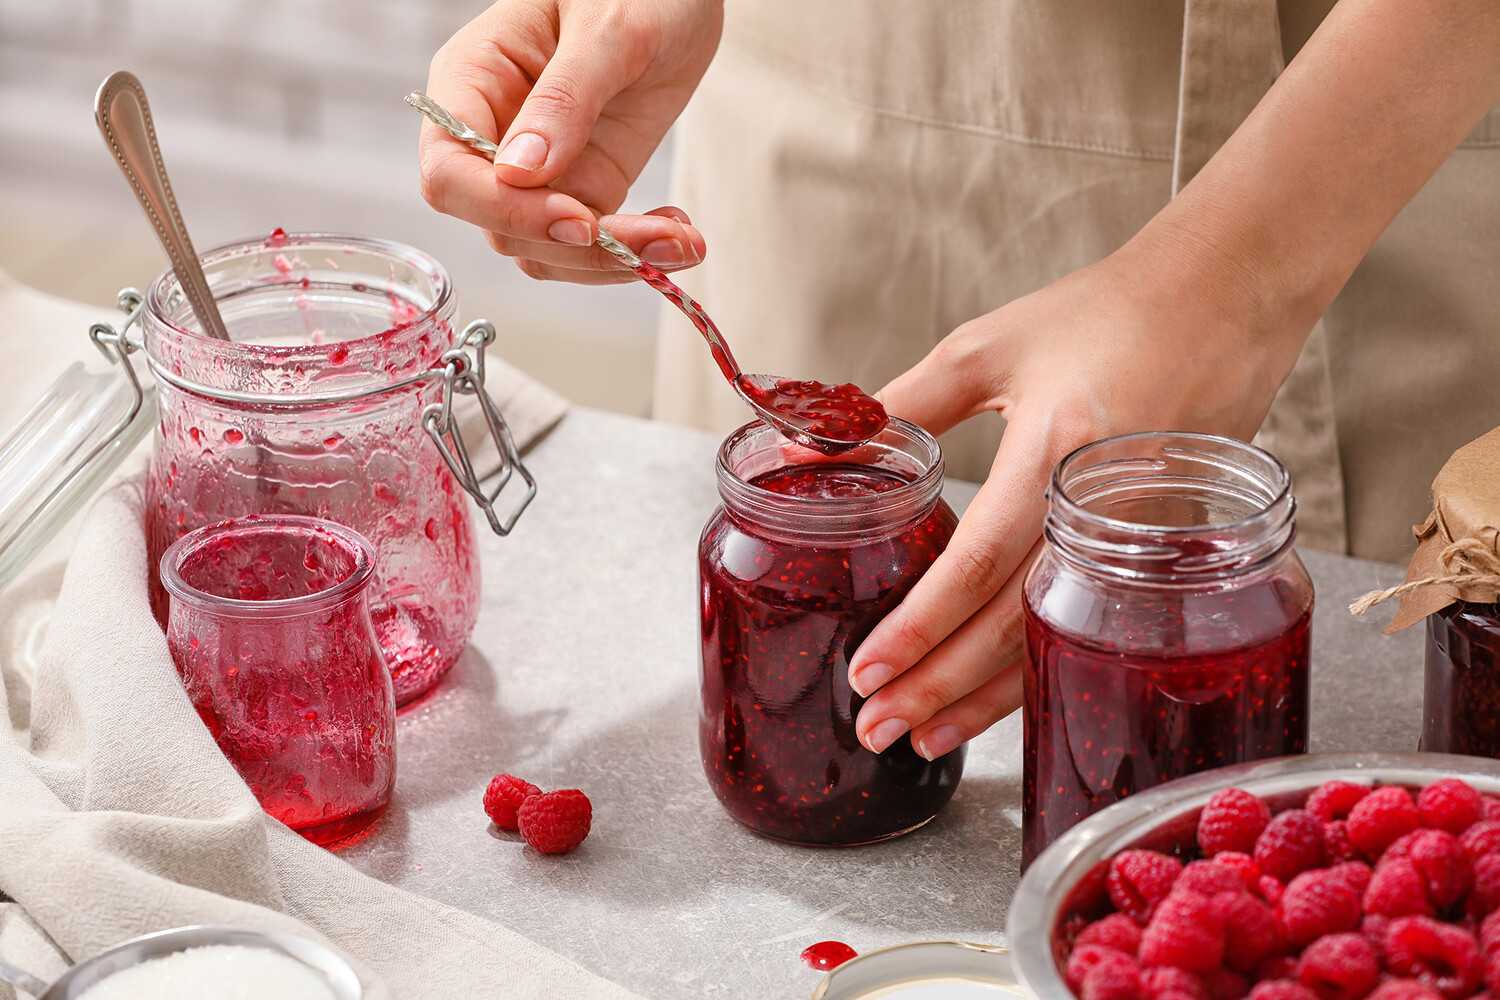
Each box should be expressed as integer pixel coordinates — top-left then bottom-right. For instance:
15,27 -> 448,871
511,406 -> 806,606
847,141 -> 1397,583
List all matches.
547,218 -> 593,247
496,132 -> 548,171
850,661 -> 895,698
864,717 -> 909,754
917,725 -> 966,761
641,238 -> 686,267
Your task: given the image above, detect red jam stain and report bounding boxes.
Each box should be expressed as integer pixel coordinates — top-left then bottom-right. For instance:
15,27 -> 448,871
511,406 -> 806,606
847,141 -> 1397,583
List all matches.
265,227 -> 289,248
1021,575 -> 1311,865
634,261 -> 739,382
734,375 -> 889,448
801,941 -> 858,971
699,464 -> 963,845
273,253 -> 293,274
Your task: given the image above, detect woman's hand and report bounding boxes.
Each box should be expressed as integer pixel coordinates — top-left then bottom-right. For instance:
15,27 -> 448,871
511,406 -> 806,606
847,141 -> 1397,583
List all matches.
419,0 -> 723,283
848,236 -> 1306,762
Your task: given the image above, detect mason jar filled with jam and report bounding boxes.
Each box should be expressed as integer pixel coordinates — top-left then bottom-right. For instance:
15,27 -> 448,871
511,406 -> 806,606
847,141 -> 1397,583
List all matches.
1022,432 -> 1313,865
697,418 -> 964,845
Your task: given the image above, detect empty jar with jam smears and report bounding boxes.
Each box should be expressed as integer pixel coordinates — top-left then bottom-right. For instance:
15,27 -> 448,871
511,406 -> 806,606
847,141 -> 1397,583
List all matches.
1022,432 -> 1313,866
161,514 -> 395,847
698,418 -> 964,845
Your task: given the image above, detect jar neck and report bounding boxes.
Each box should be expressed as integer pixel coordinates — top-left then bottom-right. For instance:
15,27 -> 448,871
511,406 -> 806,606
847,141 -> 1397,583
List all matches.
715,418 -> 944,543
142,233 -> 454,405
1044,431 -> 1297,583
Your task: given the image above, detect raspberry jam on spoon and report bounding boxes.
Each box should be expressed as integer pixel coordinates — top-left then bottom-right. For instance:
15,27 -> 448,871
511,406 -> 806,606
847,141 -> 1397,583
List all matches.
404,91 -> 889,455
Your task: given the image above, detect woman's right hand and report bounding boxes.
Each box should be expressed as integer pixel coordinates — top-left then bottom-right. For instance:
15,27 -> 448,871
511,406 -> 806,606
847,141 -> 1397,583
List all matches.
419,0 -> 723,284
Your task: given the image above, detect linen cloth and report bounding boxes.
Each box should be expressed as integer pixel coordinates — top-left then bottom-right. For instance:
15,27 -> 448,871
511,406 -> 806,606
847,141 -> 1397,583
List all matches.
658,0 -> 1500,563
0,272 -> 632,999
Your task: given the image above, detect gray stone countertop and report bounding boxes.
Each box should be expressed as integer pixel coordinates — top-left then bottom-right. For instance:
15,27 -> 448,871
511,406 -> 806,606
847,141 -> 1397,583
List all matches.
339,408 -> 1426,1000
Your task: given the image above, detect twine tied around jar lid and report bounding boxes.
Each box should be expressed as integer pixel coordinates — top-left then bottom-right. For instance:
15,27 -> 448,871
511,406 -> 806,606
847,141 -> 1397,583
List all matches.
1350,426 -> 1500,631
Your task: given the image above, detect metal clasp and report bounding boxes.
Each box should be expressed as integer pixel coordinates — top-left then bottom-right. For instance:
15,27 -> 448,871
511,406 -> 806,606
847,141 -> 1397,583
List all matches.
422,319 -> 537,536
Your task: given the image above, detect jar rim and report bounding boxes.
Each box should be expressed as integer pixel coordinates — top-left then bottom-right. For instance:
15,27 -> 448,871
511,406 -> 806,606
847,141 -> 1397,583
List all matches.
159,514 -> 376,619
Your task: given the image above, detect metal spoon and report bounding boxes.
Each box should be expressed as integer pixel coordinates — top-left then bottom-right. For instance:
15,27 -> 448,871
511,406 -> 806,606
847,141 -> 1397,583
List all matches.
95,71 -> 232,342
404,91 -> 888,454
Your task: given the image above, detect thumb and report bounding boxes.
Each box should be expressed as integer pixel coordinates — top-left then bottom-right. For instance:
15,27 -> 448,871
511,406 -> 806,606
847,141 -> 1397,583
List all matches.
492,35 -> 626,187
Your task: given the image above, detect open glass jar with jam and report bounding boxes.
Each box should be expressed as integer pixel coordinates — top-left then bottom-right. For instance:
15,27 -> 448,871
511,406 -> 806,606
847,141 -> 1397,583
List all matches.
698,418 -> 965,845
1022,431 -> 1313,865
0,232 -> 535,707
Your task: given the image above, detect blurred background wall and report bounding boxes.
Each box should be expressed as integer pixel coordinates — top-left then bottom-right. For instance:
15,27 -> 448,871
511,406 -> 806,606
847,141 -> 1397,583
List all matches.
0,0 -> 669,415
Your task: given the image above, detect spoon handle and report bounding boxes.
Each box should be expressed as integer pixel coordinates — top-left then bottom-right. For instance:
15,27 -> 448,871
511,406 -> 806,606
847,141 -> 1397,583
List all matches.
95,71 -> 231,342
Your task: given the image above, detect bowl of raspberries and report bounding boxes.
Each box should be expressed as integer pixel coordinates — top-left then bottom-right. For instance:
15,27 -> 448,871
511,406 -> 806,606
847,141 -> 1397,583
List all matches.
1007,752 -> 1500,1000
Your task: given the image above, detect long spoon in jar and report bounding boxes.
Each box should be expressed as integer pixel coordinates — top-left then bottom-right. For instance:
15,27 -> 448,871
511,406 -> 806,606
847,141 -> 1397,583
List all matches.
405,91 -> 888,454
96,71 -> 232,342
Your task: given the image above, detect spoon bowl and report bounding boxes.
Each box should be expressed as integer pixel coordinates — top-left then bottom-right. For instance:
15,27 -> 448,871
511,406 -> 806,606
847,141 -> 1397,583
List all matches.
734,373 -> 889,455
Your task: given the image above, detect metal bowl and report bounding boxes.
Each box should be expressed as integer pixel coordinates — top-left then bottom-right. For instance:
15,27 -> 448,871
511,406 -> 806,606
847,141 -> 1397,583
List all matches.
0,924 -> 361,1000
810,941 -> 1022,999
1006,751 -> 1500,1000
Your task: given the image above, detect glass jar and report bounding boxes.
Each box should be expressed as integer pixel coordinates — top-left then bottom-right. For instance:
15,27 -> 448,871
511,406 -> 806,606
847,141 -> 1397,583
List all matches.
1423,601 -> 1500,755
138,233 -> 532,707
1021,431 -> 1313,865
160,514 -> 395,847
698,418 -> 965,846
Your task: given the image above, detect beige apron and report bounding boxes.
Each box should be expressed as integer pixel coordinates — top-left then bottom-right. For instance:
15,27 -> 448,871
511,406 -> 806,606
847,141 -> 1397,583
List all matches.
656,0 -> 1500,563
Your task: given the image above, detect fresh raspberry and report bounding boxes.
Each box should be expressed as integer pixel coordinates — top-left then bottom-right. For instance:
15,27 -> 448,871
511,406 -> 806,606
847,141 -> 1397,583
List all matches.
1308,781 -> 1372,823
1480,910 -> 1500,957
1470,853 -> 1500,917
1249,981 -> 1319,1000
1203,968 -> 1249,1000
1382,915 -> 1483,1000
1364,857 -> 1437,918
1142,966 -> 1208,1000
1281,869 -> 1362,946
1256,957 -> 1300,982
1460,821 -> 1500,862
1330,861 -> 1373,895
1255,810 -> 1327,882
1486,951 -> 1500,996
1214,891 -> 1284,972
1417,779 -> 1484,835
1110,851 -> 1185,925
1083,950 -> 1144,1000
1068,944 -> 1129,991
1296,932 -> 1380,1000
1215,852 -> 1262,893
1324,822 -> 1360,863
1347,787 -> 1421,859
1261,876 -> 1286,906
516,788 -> 592,854
482,773 -> 540,830
1078,914 -> 1145,956
1140,891 -> 1225,972
1405,829 -> 1473,909
1484,797 -> 1500,823
1178,859 -> 1251,897
1364,980 -> 1443,1000
1381,831 -> 1424,864
1200,789 -> 1274,857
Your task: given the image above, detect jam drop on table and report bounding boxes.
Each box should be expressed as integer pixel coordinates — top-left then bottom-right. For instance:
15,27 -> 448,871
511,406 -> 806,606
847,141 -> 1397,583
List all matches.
1022,578 -> 1311,865
801,941 -> 858,971
1423,600 -> 1500,756
699,462 -> 963,845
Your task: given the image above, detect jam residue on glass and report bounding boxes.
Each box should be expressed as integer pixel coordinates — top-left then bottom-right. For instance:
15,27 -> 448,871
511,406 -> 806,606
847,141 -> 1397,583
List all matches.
1423,601 -> 1500,756
1021,574 -> 1311,864
734,375 -> 889,449
800,940 -> 858,971
699,462 -> 963,845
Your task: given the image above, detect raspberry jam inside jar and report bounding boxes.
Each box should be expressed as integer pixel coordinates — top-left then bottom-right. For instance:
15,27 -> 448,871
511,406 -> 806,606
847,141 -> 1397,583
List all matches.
161,515 -> 396,847
698,418 -> 964,845
1022,432 -> 1312,866
1423,601 -> 1500,756
142,234 -> 483,707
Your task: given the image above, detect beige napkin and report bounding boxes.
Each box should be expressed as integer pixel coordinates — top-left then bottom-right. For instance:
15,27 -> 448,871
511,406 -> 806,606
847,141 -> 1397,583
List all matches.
0,273 -> 631,999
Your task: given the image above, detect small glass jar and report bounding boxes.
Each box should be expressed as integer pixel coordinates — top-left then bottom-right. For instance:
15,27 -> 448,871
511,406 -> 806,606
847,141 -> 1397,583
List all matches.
698,418 -> 965,846
161,515 -> 396,847
140,233 -> 529,707
1423,601 -> 1500,755
1022,431 -> 1313,865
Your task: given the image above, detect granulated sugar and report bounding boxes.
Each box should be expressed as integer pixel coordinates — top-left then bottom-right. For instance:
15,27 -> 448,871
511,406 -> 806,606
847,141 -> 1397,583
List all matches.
78,944 -> 337,1000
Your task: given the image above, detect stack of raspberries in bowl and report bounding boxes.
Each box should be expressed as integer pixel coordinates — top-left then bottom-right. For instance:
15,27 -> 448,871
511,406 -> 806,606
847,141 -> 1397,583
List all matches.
1061,777 -> 1500,1000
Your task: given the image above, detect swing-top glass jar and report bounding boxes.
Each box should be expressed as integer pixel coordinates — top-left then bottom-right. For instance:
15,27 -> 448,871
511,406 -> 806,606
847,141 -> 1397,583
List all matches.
1022,431 -> 1313,865
137,232 -> 534,706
